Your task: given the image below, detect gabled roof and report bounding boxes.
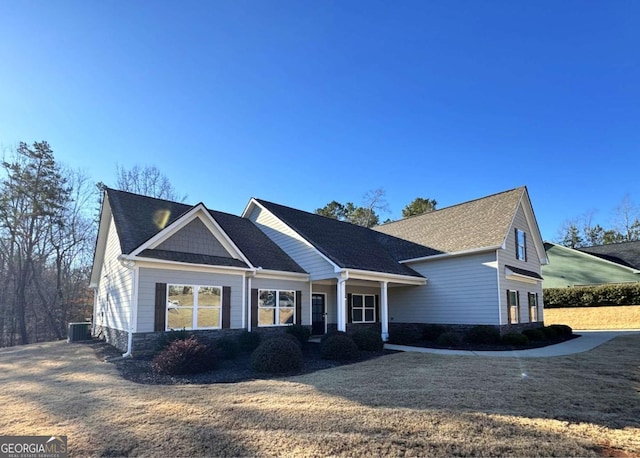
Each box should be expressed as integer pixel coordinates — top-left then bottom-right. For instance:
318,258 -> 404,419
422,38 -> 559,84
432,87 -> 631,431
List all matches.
252,199 -> 440,278
374,187 -> 526,254
105,188 -> 305,273
578,241 -> 640,270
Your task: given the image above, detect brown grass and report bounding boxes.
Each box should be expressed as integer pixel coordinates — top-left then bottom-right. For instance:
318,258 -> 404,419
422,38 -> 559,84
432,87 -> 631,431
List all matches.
545,305 -> 640,330
0,335 -> 639,457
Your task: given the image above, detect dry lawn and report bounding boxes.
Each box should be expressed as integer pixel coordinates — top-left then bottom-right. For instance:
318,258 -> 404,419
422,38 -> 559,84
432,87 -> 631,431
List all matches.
0,335 -> 639,457
545,305 -> 640,330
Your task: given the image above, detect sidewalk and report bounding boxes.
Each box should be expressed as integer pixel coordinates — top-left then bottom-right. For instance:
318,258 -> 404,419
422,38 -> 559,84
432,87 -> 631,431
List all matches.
384,330 -> 640,358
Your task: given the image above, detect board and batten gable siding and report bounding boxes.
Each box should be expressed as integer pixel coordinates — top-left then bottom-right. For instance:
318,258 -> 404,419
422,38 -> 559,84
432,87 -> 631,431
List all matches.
497,202 -> 544,324
136,267 -> 245,332
95,217 -> 134,332
156,217 -> 231,258
389,251 -> 500,325
252,278 -> 311,326
247,205 -> 336,280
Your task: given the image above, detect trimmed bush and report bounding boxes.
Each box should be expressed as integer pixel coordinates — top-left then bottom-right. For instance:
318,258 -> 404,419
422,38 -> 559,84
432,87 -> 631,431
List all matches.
352,329 -> 384,351
237,330 -> 261,352
436,331 -> 462,348
549,324 -> 573,337
422,324 -> 446,342
152,337 -> 218,375
544,284 -> 640,308
267,332 -> 302,348
388,326 -> 422,345
285,324 -> 311,346
215,336 -> 240,360
250,337 -> 303,373
320,333 -> 360,361
501,332 -> 529,346
155,328 -> 190,352
320,330 -> 349,343
464,326 -> 501,345
542,326 -> 559,339
522,328 -> 546,341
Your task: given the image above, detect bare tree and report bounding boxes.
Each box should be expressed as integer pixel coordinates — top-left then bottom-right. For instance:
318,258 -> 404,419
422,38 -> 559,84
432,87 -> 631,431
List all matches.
613,194 -> 640,242
116,164 -> 186,202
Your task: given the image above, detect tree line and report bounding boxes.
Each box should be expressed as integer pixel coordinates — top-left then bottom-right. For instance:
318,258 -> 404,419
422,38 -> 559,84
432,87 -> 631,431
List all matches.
556,195 -> 640,248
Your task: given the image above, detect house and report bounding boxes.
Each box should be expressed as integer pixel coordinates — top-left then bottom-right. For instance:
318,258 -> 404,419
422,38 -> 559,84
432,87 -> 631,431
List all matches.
542,241 -> 640,288
90,186 -> 547,355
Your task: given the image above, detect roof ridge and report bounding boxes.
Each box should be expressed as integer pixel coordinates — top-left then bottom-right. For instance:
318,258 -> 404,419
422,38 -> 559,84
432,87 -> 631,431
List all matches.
106,187 -> 193,207
255,198 -> 370,228
579,240 -> 640,250
377,186 -> 525,228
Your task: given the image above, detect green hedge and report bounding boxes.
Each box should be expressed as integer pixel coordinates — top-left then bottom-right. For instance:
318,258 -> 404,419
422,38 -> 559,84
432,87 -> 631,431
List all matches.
544,283 -> 640,308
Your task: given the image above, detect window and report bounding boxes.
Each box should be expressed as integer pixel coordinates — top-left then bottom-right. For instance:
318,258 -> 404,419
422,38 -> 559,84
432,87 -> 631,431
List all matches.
528,292 -> 539,322
258,289 -> 295,326
516,229 -> 527,261
508,290 -> 519,324
167,284 -> 221,330
351,294 -> 376,323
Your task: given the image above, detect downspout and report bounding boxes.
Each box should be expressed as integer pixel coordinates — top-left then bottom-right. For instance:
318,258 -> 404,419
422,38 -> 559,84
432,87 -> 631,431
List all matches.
118,255 -> 137,358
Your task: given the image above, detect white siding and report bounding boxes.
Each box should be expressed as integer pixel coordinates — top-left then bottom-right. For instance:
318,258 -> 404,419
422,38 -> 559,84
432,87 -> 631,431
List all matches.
389,251 -> 500,325
136,267 -> 245,332
248,205 -> 336,280
95,217 -> 133,332
497,203 -> 544,324
252,278 -> 311,325
157,218 -> 231,257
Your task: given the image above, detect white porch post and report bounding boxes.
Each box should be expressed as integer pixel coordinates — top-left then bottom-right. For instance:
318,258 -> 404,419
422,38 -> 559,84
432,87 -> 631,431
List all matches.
336,277 -> 347,332
380,280 -> 389,342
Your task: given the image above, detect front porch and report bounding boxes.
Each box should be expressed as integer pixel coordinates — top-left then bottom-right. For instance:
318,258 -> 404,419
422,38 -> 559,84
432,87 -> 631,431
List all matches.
310,269 -> 426,341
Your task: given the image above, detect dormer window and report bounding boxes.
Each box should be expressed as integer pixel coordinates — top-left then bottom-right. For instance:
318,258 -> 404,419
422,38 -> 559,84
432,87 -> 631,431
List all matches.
516,229 -> 527,261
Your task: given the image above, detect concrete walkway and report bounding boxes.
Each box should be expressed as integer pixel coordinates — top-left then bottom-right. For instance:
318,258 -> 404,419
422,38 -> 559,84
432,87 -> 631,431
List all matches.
384,330 -> 640,358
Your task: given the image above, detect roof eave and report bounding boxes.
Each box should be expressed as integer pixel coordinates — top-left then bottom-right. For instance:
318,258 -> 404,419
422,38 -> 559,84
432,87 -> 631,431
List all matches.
400,245 -> 501,264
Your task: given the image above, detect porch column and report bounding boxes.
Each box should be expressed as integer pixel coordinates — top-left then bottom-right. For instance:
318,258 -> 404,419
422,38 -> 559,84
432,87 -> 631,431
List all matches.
380,281 -> 389,341
336,278 -> 347,332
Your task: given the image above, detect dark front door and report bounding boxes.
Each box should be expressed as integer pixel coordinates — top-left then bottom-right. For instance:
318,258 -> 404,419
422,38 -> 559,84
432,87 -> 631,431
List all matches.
311,293 -> 326,335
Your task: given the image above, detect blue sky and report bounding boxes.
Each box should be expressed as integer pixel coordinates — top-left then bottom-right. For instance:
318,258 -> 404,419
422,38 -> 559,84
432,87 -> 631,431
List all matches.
1,1 -> 638,241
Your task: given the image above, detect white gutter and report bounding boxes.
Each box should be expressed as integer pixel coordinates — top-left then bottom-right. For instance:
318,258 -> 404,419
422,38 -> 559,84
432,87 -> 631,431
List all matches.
400,245 -> 501,264
117,255 -> 138,358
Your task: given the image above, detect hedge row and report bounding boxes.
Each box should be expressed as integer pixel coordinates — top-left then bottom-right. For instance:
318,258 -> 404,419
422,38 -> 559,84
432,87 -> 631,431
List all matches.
544,283 -> 640,308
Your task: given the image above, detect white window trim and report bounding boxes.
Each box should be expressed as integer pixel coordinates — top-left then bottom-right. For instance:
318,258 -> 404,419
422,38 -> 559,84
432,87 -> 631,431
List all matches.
257,289 -> 296,327
508,290 -> 520,324
528,292 -> 539,322
351,293 -> 377,324
166,284 -> 223,331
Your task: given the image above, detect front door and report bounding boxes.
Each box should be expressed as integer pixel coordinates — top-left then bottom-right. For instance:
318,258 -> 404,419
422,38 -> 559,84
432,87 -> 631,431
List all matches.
311,293 -> 326,335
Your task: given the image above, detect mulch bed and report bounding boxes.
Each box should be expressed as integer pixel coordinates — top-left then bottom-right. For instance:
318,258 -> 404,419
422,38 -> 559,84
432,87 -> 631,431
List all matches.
398,333 -> 580,351
90,340 -> 395,385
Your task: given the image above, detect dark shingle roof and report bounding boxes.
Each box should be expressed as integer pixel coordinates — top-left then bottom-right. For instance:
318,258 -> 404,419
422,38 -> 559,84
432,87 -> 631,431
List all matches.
505,264 -> 544,280
254,199 -> 440,278
374,187 -> 525,253
579,241 -> 640,270
106,189 -> 305,273
139,249 -> 249,268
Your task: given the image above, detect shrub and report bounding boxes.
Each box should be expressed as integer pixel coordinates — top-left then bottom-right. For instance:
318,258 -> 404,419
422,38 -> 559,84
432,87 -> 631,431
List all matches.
267,332 -> 302,348
320,333 -> 360,361
388,326 -> 422,345
464,326 -> 501,345
422,324 -> 446,342
155,328 -> 190,352
542,326 -> 559,339
152,337 -> 218,375
215,336 -> 240,360
501,332 -> 529,346
436,331 -> 462,348
237,330 -> 261,352
320,330 -> 349,343
522,328 -> 546,341
544,284 -> 640,308
549,324 -> 573,337
250,337 -> 303,373
351,329 -> 384,351
285,324 -> 311,346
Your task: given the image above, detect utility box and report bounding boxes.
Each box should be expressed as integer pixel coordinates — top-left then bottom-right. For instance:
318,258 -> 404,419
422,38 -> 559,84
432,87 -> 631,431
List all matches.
67,322 -> 92,343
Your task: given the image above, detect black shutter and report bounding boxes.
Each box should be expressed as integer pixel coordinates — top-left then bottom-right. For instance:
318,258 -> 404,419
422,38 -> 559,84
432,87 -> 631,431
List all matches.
375,295 -> 380,323
295,291 -> 302,325
506,290 -> 511,324
347,293 -> 352,324
154,283 -> 167,332
515,228 -> 519,259
524,232 -> 528,262
251,288 -> 258,329
222,286 -> 231,329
